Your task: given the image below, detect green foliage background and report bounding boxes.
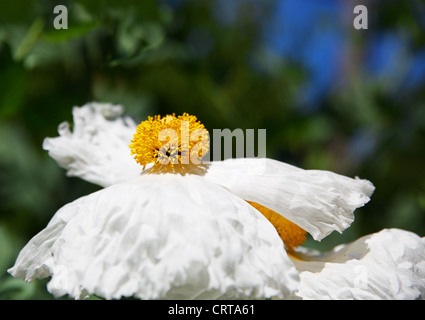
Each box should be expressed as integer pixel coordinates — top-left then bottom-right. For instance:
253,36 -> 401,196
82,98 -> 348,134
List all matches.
0,0 -> 424,299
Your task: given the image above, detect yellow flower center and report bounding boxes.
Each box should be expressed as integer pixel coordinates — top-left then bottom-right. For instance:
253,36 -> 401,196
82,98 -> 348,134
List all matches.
129,113 -> 210,169
247,201 -> 306,251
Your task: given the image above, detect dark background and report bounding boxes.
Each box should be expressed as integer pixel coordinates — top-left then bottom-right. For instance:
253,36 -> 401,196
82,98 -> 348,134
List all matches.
1,0 -> 424,299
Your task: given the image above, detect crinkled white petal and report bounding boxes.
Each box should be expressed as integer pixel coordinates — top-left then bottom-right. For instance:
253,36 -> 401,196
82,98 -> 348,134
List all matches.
204,158 -> 375,241
292,228 -> 425,300
8,173 -> 300,300
42,102 -> 142,188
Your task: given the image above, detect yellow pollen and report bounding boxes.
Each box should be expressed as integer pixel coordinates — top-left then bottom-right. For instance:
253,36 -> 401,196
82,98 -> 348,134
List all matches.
129,113 -> 210,169
246,201 -> 307,251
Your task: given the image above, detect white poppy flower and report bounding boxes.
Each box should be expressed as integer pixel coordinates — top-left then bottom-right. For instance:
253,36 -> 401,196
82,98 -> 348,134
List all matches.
292,228 -> 425,299
8,102 -> 424,300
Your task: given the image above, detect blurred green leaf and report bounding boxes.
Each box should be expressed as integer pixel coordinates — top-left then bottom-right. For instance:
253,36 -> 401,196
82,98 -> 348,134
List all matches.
42,22 -> 100,43
13,18 -> 44,62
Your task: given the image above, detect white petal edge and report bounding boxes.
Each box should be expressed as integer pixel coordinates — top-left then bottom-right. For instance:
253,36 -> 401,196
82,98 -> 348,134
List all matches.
8,173 -> 300,300
204,158 -> 375,241
42,102 -> 142,188
291,228 -> 425,300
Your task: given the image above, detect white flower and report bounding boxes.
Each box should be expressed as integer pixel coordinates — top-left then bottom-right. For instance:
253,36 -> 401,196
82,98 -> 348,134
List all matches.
8,102 -> 425,300
292,228 -> 425,299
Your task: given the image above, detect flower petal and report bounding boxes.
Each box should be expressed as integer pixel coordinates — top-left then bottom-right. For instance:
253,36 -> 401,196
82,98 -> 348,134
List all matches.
292,228 -> 425,300
204,158 -> 375,241
42,102 -> 142,187
9,174 -> 300,299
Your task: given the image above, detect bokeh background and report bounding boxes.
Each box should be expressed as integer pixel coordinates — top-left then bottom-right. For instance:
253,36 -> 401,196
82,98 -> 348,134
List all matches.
1,0 -> 424,299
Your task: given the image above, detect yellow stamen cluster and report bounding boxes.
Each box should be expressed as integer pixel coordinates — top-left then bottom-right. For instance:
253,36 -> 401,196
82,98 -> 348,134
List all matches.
130,113 -> 210,169
247,201 -> 307,251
